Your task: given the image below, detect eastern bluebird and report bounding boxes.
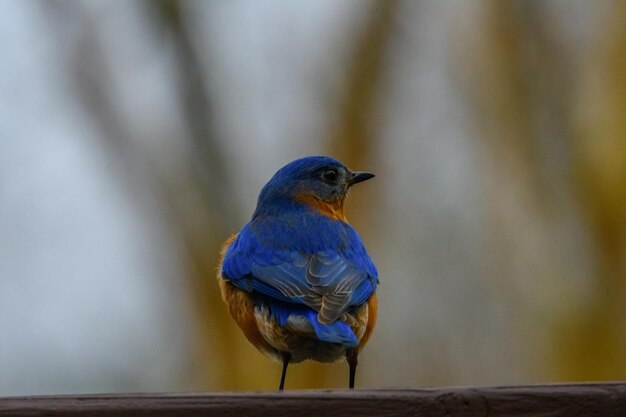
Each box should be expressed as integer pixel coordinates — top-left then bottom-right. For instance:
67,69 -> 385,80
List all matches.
217,156 -> 378,390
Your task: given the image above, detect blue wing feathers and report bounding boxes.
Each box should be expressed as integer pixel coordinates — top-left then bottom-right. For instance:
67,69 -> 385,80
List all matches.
348,277 -> 376,306
221,213 -> 377,330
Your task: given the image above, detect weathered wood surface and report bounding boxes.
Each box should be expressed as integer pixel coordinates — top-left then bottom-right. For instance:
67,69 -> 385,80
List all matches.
1,383 -> 625,417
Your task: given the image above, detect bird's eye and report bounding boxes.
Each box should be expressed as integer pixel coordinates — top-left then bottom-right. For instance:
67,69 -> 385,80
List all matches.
321,168 -> 338,183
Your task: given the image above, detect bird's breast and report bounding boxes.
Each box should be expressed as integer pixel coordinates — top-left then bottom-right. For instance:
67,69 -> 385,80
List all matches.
294,192 -> 347,222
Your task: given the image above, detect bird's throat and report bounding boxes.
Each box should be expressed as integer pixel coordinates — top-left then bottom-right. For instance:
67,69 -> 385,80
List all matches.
296,193 -> 347,222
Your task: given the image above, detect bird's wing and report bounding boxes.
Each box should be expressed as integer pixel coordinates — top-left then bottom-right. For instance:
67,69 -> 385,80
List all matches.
221,224 -> 377,324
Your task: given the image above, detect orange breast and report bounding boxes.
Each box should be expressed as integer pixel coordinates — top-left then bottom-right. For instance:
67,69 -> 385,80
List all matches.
295,192 -> 347,222
358,293 -> 378,351
218,278 -> 279,357
217,235 -> 278,358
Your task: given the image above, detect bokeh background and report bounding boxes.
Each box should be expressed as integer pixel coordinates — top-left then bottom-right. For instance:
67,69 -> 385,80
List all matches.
1,0 -> 626,395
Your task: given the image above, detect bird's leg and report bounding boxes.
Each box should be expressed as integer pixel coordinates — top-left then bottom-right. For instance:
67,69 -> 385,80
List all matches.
347,350 -> 358,389
279,352 -> 291,391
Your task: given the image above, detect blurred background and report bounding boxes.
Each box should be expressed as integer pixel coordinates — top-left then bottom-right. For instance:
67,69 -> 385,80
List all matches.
1,0 -> 625,395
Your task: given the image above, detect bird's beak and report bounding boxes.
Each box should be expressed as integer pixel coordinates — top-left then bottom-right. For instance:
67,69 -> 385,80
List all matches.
348,171 -> 375,186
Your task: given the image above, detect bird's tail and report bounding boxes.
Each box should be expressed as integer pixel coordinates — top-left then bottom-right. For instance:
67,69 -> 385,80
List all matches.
304,310 -> 358,347
267,300 -> 359,347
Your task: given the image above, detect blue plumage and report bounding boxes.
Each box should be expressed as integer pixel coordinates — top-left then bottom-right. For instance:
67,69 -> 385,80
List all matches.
218,156 -> 377,389
222,209 -> 377,343
221,156 -> 377,347
262,298 -> 359,346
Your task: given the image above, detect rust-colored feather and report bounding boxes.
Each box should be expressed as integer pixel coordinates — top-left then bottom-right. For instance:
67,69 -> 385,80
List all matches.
217,235 -> 277,357
295,192 -> 347,222
358,293 -> 378,352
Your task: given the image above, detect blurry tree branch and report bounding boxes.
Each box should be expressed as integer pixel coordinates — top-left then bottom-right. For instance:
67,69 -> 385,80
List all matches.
328,0 -> 396,224
46,1 -> 243,389
571,0 -> 626,379
320,0 -> 396,387
329,1 -> 396,167
456,1 -> 626,380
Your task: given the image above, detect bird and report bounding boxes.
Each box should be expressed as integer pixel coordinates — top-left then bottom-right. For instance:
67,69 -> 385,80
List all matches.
217,156 -> 378,390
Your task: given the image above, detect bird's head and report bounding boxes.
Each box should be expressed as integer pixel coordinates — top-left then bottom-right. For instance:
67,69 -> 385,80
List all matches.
253,156 -> 375,221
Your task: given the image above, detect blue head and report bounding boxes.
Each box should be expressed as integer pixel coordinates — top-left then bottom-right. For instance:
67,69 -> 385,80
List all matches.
252,156 -> 374,220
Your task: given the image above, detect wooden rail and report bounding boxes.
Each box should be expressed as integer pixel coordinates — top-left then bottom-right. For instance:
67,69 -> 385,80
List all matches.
1,383 -> 625,417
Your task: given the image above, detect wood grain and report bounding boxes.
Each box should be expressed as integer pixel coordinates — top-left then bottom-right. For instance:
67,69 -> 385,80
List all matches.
1,383 -> 625,417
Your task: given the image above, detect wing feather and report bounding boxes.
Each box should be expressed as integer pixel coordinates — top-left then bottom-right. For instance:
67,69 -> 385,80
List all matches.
221,221 -> 377,323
